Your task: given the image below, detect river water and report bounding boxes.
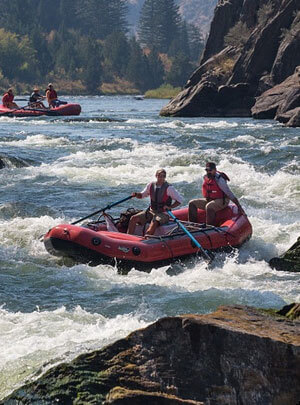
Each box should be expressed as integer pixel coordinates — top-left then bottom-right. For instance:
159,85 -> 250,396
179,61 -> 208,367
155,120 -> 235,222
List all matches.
0,95 -> 299,398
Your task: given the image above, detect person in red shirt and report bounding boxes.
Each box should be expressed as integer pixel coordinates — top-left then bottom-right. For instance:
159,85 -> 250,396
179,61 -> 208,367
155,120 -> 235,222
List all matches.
2,88 -> 19,108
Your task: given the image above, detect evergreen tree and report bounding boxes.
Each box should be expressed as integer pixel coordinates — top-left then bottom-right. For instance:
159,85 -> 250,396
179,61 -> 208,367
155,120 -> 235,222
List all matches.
187,23 -> 204,62
138,0 -> 181,53
103,32 -> 130,77
126,37 -> 149,92
145,49 -> 164,89
165,52 -> 192,87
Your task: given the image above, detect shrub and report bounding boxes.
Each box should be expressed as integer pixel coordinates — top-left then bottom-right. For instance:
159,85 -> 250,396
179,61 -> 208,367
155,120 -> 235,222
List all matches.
224,22 -> 251,48
257,1 -> 274,26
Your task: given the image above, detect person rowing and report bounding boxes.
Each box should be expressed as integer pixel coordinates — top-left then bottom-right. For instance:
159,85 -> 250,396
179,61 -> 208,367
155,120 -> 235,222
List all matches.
28,87 -> 47,109
127,168 -> 183,235
2,88 -> 19,109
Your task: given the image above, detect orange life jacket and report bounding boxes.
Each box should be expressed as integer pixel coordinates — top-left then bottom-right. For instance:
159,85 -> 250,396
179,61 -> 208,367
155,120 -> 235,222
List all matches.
150,182 -> 172,213
2,92 -> 14,105
48,89 -> 57,99
202,171 -> 230,201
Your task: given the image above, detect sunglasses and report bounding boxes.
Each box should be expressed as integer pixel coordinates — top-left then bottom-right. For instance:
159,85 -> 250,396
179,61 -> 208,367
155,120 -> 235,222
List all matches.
205,168 -> 214,172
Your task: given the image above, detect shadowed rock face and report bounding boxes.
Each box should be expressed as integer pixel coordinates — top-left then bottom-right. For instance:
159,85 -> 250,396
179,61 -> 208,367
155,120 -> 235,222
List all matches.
2,305 -> 300,405
269,236 -> 300,272
160,0 -> 300,125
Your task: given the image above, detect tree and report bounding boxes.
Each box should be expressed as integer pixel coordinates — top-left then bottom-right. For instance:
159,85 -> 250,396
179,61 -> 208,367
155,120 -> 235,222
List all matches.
0,28 -> 37,81
187,23 -> 204,62
102,32 -> 130,77
145,49 -> 164,89
126,37 -> 149,92
138,0 -> 181,53
165,52 -> 192,87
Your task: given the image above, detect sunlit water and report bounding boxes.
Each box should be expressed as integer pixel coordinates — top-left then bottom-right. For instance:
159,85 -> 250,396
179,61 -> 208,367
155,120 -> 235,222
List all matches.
0,95 -> 299,398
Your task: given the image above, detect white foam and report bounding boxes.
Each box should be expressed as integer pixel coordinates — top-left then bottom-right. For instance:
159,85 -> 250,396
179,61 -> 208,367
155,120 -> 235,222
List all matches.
0,305 -> 148,399
0,134 -> 70,147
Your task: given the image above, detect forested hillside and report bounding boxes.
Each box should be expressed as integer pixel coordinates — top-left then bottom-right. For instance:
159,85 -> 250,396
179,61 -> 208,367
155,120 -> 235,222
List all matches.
0,0 -> 206,94
128,0 -> 218,35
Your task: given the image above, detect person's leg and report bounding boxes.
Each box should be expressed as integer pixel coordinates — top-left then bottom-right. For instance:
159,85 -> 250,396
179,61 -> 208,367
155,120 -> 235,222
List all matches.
188,199 -> 207,222
146,220 -> 160,235
205,198 -> 229,225
146,212 -> 169,235
127,211 -> 147,234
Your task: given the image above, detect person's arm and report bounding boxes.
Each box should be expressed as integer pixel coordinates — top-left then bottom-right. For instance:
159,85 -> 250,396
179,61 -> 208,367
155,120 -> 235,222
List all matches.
131,183 -> 150,199
217,176 -> 246,216
165,186 -> 183,210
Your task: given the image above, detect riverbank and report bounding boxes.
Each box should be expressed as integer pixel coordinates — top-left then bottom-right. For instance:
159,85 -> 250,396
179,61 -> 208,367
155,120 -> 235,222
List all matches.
0,79 -> 181,98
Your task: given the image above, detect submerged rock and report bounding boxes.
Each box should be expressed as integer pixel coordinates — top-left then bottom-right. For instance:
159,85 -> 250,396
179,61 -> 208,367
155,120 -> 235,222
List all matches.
2,305 -> 300,405
269,236 -> 300,272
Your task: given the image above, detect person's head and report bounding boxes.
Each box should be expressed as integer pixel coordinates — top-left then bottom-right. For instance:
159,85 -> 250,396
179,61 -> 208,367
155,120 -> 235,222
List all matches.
155,168 -> 167,184
7,88 -> 13,94
48,83 -> 53,89
205,162 -> 217,178
33,87 -> 39,92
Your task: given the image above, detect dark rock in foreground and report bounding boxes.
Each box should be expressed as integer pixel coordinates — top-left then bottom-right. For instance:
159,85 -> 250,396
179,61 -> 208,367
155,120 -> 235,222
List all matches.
2,305 -> 300,405
269,236 -> 300,272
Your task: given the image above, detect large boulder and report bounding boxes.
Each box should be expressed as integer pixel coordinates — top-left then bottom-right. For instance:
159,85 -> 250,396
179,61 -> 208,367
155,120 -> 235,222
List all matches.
269,236 -> 300,272
251,70 -> 300,119
2,305 -> 300,405
160,0 -> 300,118
160,81 -> 254,117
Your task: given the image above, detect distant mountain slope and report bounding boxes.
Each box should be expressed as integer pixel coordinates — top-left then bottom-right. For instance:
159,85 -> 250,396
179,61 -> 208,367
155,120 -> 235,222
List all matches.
127,0 -> 218,35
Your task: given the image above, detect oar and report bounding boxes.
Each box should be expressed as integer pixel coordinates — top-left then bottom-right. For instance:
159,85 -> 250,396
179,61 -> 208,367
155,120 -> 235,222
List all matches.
71,195 -> 133,225
167,210 -> 214,262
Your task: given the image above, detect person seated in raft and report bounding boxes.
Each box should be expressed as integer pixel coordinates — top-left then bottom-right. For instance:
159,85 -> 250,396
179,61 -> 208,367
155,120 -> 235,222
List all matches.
188,161 -> 246,226
28,87 -> 47,109
2,88 -> 19,109
127,168 -> 183,236
46,83 -> 59,108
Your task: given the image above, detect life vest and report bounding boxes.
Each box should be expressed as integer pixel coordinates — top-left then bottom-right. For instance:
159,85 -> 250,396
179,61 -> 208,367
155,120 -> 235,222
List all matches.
202,171 -> 230,201
150,182 -> 172,213
29,92 -> 41,103
48,89 -> 57,99
2,92 -> 14,105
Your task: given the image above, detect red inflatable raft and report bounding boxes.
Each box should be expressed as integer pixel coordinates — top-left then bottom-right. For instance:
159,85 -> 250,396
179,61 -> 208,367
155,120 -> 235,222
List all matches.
0,103 -> 81,117
43,204 -> 252,271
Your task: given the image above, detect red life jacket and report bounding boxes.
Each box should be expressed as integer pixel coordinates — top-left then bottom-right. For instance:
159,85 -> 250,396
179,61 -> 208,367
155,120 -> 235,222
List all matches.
2,92 -> 14,105
202,171 -> 230,201
150,181 -> 172,213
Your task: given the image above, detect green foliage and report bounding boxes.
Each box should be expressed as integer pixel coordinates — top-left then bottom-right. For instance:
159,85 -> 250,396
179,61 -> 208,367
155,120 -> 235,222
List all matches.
224,21 -> 251,48
144,84 -> 181,98
0,0 -> 202,93
0,28 -> 37,82
165,52 -> 193,87
138,0 -> 182,53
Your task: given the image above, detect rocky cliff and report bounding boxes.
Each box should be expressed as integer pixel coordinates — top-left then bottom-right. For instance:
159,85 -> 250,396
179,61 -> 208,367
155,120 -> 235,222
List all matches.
2,305 -> 300,405
160,0 -> 300,125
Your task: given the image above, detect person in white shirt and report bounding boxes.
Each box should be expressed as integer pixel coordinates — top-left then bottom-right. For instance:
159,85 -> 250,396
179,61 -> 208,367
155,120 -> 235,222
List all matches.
127,168 -> 183,235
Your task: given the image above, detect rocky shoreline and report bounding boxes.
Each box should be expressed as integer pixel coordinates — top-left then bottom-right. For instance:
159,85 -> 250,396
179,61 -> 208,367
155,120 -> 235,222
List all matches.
2,304 -> 299,405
